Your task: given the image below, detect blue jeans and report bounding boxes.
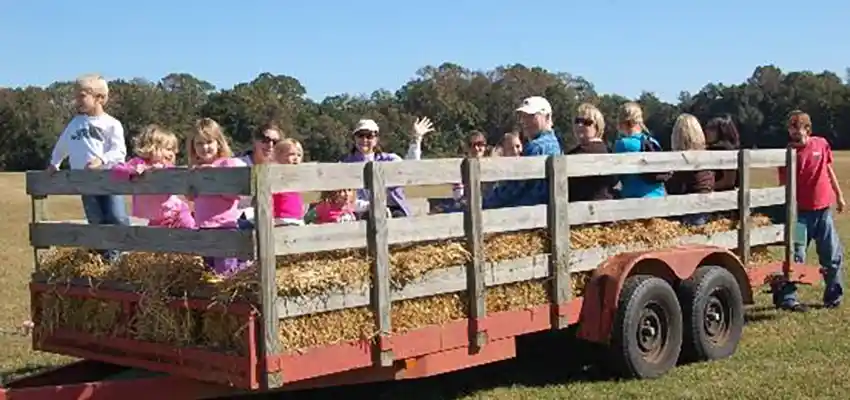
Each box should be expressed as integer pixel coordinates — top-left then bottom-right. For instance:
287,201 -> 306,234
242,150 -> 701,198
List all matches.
81,195 -> 131,263
774,207 -> 844,307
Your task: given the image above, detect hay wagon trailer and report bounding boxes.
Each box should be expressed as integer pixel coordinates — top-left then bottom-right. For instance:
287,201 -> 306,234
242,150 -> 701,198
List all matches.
2,148 -> 824,400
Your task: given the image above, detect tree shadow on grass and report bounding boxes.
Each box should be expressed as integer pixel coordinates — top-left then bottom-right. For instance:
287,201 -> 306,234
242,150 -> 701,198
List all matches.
744,305 -> 781,324
246,327 -> 618,400
0,364 -> 55,387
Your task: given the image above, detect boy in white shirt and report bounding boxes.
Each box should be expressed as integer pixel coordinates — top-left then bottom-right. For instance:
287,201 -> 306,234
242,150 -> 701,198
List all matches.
48,74 -> 130,263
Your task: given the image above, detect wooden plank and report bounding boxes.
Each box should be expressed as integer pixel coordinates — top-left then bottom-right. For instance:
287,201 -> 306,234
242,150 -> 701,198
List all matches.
274,221 -> 367,255
276,224 -> 785,318
481,187 -> 786,233
462,158 -> 486,349
26,168 -> 252,196
737,149 -> 752,264
364,161 -> 393,367
259,150 -> 788,192
382,158 -> 463,187
473,149 -> 787,182
31,195 -> 48,272
784,148 -> 798,273
252,164 -> 282,389
268,162 -> 365,192
29,223 -> 254,258
272,187 -> 786,254
272,213 -> 465,255
750,149 -> 791,169
546,156 -> 571,329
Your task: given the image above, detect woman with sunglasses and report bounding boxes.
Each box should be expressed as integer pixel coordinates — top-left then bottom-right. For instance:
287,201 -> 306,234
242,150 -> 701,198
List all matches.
234,122 -> 284,228
566,103 -> 617,201
341,117 -> 434,219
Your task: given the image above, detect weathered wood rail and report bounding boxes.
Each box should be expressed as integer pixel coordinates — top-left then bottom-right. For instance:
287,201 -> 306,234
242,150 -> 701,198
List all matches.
27,148 -> 797,369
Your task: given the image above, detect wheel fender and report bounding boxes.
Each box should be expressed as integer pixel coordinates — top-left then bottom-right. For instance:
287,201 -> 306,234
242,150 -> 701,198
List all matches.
575,244 -> 752,344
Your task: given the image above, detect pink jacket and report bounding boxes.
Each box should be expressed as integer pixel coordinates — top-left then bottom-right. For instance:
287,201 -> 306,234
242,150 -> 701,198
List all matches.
112,157 -> 195,228
192,157 -> 244,229
314,201 -> 356,224
273,192 -> 304,220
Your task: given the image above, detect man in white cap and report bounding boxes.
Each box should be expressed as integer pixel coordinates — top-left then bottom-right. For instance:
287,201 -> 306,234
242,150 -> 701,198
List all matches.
481,96 -> 562,209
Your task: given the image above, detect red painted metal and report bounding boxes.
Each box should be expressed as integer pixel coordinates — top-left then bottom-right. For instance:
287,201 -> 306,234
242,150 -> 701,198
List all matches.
269,300 -> 583,386
29,283 -> 261,390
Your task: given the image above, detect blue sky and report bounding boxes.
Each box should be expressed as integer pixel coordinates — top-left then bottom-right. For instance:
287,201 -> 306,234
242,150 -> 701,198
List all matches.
1,0 -> 848,103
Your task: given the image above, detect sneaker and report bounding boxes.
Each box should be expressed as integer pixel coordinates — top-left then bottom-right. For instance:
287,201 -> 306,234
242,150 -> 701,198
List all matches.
824,301 -> 841,309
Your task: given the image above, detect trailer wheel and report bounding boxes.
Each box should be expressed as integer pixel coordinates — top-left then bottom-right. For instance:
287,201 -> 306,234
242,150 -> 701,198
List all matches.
610,275 -> 683,379
678,265 -> 744,363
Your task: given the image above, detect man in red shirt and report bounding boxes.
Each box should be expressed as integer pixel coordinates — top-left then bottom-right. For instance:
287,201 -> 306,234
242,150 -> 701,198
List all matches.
774,111 -> 846,312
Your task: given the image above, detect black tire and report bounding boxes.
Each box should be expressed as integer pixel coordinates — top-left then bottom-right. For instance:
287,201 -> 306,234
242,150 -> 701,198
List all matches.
610,275 -> 683,379
678,265 -> 744,363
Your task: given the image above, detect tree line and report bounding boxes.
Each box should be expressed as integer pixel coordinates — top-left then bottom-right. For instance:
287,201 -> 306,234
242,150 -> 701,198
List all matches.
1,63 -> 849,171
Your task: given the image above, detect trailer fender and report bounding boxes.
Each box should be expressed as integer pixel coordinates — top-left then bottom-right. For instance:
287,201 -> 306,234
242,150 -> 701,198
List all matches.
575,245 -> 752,344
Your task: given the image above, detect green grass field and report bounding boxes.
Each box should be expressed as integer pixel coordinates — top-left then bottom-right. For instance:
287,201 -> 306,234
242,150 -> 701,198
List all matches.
2,154 -> 850,399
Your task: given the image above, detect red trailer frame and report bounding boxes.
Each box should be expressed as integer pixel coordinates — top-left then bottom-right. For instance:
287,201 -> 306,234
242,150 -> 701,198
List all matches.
5,255 -> 823,400
11,148 -> 813,399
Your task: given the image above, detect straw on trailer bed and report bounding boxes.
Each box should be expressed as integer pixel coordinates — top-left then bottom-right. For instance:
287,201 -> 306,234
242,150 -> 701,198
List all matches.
34,215 -> 784,355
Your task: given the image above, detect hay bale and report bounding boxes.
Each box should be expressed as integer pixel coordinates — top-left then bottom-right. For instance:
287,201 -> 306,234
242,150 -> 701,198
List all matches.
35,214 -> 783,355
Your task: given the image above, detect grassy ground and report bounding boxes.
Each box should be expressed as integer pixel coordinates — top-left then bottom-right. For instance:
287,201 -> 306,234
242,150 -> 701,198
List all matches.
1,154 -> 849,399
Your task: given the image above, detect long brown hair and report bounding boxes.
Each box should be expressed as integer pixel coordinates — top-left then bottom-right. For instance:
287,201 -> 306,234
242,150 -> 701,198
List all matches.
186,118 -> 233,165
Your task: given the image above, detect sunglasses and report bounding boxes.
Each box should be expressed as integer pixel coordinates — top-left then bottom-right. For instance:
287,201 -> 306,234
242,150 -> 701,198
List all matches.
256,135 -> 279,145
470,141 -> 487,148
574,117 -> 594,127
354,130 -> 378,139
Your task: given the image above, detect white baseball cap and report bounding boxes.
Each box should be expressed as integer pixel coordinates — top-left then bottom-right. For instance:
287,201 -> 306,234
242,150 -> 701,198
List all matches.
516,96 -> 552,115
352,119 -> 380,134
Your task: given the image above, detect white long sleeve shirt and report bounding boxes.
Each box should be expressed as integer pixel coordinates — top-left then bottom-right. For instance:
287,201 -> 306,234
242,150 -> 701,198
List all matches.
50,114 -> 127,170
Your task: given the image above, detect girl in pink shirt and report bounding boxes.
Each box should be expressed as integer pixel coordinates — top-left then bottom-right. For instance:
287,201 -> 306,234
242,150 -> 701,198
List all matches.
312,189 -> 357,224
272,139 -> 306,226
187,118 -> 249,278
111,125 -> 195,228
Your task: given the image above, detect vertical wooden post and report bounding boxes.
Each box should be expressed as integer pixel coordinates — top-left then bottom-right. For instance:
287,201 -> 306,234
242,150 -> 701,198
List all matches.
546,156 -> 571,329
461,158 -> 486,350
252,164 -> 281,388
365,161 -> 393,367
784,148 -> 798,277
737,149 -> 752,265
31,195 -> 48,272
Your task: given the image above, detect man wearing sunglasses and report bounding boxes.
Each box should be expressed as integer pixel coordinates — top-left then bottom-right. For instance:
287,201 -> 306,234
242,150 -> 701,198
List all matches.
481,96 -> 562,209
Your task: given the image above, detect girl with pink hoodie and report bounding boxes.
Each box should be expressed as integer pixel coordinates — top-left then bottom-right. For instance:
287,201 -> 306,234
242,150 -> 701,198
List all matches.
187,118 -> 251,279
111,125 -> 195,228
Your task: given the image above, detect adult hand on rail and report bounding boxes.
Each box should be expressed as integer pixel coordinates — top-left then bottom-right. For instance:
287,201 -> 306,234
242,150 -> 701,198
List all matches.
411,117 -> 435,139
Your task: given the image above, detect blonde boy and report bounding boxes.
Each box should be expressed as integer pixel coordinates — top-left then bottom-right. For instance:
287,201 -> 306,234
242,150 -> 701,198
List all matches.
47,74 -> 130,263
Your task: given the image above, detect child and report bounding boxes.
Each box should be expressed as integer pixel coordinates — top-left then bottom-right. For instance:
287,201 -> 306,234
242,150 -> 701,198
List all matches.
111,124 -> 195,228
774,111 -> 846,312
47,74 -> 130,263
187,118 -> 249,278
499,132 -> 523,157
271,139 -> 306,226
306,189 -> 358,224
